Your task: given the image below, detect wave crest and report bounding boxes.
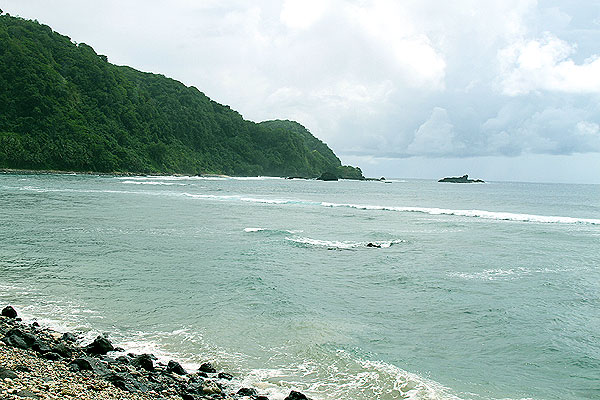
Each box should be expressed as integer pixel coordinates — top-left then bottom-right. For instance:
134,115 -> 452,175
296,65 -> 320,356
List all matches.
286,236 -> 404,250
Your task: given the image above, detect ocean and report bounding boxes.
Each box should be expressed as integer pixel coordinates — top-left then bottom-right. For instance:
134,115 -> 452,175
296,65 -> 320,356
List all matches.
1,173 -> 599,399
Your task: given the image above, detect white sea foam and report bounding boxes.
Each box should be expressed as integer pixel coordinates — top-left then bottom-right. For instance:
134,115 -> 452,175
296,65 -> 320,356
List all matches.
121,180 -> 187,186
244,227 -> 265,232
286,237 -> 404,250
244,228 -> 304,234
448,266 -> 577,281
320,202 -> 600,225
240,351 -> 463,400
231,176 -> 285,181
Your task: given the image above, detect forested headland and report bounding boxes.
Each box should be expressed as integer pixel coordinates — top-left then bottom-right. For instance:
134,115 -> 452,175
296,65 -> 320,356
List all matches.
0,13 -> 363,179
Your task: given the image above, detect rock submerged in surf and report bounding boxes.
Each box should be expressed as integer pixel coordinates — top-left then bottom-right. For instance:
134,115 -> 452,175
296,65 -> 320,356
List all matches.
284,390 -> 310,400
167,359 -> 187,375
198,362 -> 216,373
84,335 -> 115,355
1,305 -> 17,318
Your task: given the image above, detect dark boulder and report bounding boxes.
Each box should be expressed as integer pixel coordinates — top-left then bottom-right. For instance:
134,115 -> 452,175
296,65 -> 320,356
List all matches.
131,353 -> 154,371
166,360 -> 187,375
366,243 -> 381,248
317,172 -> 338,181
61,332 -> 78,342
237,387 -> 257,396
198,362 -> 216,373
0,367 -> 18,380
42,352 -> 62,361
200,381 -> 222,395
116,355 -> 131,364
84,335 -> 114,355
1,306 -> 17,318
2,328 -> 37,349
218,372 -> 233,380
106,371 -> 149,392
100,355 -> 118,364
14,389 -> 40,399
69,357 -> 111,377
69,357 -> 94,372
256,397 -> 270,400
285,390 -> 310,400
52,343 -> 73,358
32,340 -> 52,354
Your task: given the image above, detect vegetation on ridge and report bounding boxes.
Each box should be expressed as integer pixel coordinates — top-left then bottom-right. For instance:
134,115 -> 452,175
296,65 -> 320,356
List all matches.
0,14 -> 363,178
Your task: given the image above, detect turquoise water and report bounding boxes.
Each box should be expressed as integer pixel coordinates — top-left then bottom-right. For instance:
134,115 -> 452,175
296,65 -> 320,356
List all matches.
1,173 -> 599,399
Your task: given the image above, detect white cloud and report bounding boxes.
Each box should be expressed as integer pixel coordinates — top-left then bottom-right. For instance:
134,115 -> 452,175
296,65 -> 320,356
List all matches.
499,33 -> 600,95
280,0 -> 330,29
407,107 -> 462,156
346,0 -> 446,89
576,121 -> 600,136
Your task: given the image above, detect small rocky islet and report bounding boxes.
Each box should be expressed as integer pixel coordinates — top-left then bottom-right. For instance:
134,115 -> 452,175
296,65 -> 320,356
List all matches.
438,174 -> 485,183
0,306 -> 310,400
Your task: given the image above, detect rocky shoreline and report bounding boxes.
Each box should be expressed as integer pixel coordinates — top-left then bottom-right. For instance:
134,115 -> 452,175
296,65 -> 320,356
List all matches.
0,306 -> 309,400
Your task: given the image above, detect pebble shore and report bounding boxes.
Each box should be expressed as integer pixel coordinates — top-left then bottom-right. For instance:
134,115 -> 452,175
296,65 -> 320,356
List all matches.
0,306 -> 310,400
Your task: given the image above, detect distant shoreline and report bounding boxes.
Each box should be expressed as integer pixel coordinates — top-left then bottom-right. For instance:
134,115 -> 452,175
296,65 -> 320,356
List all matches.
0,168 -> 376,181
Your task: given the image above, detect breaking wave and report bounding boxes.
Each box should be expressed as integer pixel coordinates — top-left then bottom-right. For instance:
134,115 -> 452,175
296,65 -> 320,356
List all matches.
286,236 -> 405,250
7,184 -> 599,225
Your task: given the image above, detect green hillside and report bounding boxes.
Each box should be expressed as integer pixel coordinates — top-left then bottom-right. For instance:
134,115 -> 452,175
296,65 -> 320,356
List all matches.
0,14 -> 363,178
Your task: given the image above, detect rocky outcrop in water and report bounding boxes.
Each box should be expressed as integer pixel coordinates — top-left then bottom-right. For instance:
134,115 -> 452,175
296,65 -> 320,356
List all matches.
438,174 -> 484,183
1,305 -> 17,318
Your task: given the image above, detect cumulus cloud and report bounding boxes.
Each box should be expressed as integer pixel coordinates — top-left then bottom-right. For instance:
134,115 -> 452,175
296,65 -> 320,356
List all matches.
407,108 -> 463,156
499,33 -> 600,95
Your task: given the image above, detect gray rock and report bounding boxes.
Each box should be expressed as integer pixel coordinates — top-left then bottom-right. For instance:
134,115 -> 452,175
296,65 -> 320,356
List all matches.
116,355 -> 130,364
52,343 -> 73,358
2,328 -> 37,349
32,340 -> 51,354
131,354 -> 154,371
201,381 -> 222,395
0,367 -> 18,380
15,389 -> 40,399
105,371 -> 149,392
69,357 -> 111,378
61,332 -> 78,342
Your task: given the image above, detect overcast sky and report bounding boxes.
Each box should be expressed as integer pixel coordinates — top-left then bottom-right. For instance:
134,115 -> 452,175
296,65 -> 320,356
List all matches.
4,0 -> 600,183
